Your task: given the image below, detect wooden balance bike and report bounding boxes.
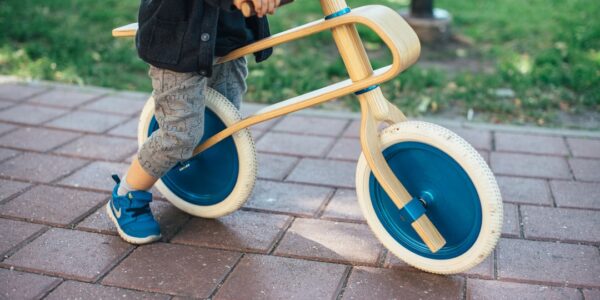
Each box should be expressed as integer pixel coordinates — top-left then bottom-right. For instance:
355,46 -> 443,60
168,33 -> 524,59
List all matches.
113,0 -> 503,274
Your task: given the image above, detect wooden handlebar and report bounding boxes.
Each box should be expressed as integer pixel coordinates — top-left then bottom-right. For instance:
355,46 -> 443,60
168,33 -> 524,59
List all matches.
240,0 -> 294,17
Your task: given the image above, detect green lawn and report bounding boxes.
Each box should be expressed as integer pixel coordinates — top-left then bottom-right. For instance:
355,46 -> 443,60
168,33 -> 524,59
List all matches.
1,0 -> 599,127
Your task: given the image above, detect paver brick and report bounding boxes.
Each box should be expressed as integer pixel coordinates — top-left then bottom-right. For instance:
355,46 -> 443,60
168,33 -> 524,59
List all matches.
342,119 -> 360,138
274,218 -> 384,266
3,228 -> 133,282
107,118 -> 138,138
256,152 -> 298,181
287,158 -> 356,188
80,94 -> 146,115
77,200 -> 189,240
0,104 -> 67,125
0,152 -> 88,183
478,149 -> 490,164
0,122 -> 17,135
247,117 -> 279,131
0,179 -> 30,202
245,180 -> 333,217
0,83 -> 47,101
45,110 -> 129,133
327,137 -> 362,161
342,266 -> 464,300
491,152 -> 571,179
58,161 -> 128,190
0,185 -> 106,227
384,251 -> 495,279
214,254 -> 347,300
567,137 -> 600,159
240,103 -> 261,117
6,80 -> 600,299
0,269 -> 61,300
452,127 -> 492,150
0,127 -> 81,152
551,180 -> 600,210
569,158 -> 600,182
27,88 -> 102,108
467,278 -> 582,300
502,203 -> 520,238
123,153 -> 135,163
0,218 -> 45,256
521,205 -> 600,243
172,210 -> 291,253
54,135 -> 137,161
45,280 -> 170,300
497,238 -> 600,288
250,127 -> 265,141
256,132 -> 335,157
272,115 -> 349,137
102,243 -> 240,298
321,188 -> 365,222
0,148 -> 20,162
496,176 -> 553,205
0,100 -> 14,110
583,289 -> 600,300
109,91 -> 149,102
495,132 -> 568,155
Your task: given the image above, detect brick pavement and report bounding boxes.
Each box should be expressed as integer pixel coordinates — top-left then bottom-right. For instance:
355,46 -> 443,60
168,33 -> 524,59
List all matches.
0,80 -> 599,299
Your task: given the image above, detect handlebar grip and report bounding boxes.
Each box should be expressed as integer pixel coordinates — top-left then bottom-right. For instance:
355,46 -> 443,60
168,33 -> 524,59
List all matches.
241,0 -> 294,17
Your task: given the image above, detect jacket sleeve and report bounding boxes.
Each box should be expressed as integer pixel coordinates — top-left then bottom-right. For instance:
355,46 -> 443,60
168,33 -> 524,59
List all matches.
205,0 -> 235,11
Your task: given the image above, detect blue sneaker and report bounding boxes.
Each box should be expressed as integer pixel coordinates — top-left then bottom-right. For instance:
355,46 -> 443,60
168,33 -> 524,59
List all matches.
106,174 -> 161,244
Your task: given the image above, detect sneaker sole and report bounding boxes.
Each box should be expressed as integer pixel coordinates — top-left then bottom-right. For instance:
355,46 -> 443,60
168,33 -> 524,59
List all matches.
105,202 -> 162,245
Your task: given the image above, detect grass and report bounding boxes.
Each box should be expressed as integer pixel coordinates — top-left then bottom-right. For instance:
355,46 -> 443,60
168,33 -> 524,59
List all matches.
1,0 -> 599,128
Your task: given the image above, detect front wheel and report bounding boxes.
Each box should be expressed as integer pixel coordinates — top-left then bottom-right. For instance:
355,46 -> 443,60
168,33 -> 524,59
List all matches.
138,88 -> 257,218
356,121 -> 502,274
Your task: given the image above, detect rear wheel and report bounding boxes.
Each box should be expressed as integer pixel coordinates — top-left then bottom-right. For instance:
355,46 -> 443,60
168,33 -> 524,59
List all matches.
356,121 -> 502,274
138,88 -> 257,218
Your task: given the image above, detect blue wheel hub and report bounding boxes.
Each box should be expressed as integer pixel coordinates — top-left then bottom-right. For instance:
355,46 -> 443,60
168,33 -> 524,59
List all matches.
369,141 -> 482,259
148,109 -> 239,206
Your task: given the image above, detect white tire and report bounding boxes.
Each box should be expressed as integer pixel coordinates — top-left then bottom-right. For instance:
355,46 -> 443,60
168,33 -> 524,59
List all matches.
356,121 -> 502,274
138,88 -> 257,218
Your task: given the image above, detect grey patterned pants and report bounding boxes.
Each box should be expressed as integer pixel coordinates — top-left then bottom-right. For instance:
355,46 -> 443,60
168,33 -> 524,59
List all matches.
138,57 -> 248,179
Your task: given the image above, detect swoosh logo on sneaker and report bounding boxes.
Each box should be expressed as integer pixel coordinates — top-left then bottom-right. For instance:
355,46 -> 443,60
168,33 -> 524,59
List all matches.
111,200 -> 122,218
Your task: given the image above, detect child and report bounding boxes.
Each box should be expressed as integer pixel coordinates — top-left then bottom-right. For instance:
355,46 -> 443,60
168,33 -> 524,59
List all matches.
107,0 -> 280,244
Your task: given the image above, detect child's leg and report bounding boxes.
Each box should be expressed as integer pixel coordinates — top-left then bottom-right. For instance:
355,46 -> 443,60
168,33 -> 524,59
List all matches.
108,66 -> 208,244
123,157 -> 157,191
123,65 -> 208,191
122,57 -> 246,192
207,57 -> 248,109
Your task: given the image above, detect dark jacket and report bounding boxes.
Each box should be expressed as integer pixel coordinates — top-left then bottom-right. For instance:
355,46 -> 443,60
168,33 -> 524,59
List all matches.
136,0 -> 272,77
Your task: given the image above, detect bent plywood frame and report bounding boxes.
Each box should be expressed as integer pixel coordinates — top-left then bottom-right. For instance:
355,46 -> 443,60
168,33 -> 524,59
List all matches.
358,98 -> 446,252
113,5 -> 445,251
191,5 -> 420,154
112,6 -> 419,72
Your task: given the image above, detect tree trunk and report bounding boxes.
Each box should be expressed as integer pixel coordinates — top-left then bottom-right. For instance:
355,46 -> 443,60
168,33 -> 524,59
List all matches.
410,0 -> 434,18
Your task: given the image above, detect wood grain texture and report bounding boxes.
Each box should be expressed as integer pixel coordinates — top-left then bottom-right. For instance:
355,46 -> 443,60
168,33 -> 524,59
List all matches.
323,2 -> 444,252
113,6 -> 420,70
111,6 -> 441,250
358,98 -> 446,252
191,5 -> 420,155
320,0 -> 348,15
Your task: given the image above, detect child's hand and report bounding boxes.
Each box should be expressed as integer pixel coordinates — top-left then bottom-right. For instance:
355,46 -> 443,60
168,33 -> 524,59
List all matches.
233,0 -> 281,17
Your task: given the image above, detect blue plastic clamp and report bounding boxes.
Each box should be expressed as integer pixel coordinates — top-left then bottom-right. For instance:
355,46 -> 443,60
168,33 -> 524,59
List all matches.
324,7 -> 351,20
354,85 -> 380,95
398,197 -> 426,222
